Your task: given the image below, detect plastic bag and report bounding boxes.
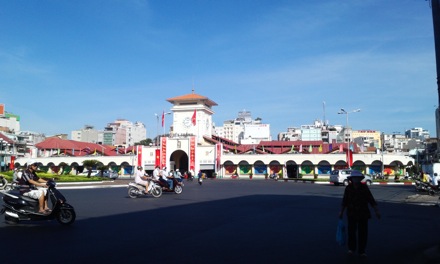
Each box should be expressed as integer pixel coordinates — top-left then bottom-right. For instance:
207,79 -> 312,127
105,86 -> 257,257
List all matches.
336,219 -> 346,246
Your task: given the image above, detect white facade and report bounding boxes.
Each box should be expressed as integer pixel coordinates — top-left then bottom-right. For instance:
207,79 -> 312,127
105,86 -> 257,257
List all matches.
241,124 -> 271,144
216,110 -> 270,144
0,115 -> 20,133
71,125 -> 99,143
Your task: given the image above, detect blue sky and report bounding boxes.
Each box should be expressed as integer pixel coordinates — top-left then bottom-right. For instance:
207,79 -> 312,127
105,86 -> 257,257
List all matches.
0,0 -> 438,139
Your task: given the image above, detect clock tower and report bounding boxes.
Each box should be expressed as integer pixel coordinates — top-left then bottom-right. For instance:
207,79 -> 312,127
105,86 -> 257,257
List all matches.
167,90 -> 218,143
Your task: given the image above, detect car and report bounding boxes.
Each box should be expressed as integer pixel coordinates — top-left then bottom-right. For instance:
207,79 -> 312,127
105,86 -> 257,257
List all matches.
77,170 -> 118,179
101,170 -> 119,179
77,170 -> 99,176
330,169 -> 372,186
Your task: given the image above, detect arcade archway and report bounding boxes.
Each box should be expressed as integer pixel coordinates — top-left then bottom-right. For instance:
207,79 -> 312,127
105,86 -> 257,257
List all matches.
170,150 -> 189,173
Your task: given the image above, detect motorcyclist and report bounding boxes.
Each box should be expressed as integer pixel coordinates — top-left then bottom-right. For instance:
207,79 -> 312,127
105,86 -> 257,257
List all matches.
134,166 -> 150,193
20,160 -> 50,214
159,167 -> 173,190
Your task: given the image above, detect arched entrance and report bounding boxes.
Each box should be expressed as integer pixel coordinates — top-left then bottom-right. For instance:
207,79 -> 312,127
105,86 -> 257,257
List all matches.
170,150 -> 189,173
286,160 -> 298,178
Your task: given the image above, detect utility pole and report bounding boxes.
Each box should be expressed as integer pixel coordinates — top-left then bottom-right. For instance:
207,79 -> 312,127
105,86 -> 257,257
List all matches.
431,0 -> 440,159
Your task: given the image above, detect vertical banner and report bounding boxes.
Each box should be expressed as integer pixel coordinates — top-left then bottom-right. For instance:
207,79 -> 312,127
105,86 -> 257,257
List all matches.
161,137 -> 167,168
155,149 -> 160,167
215,143 -> 222,172
10,156 -> 15,169
137,145 -> 143,167
189,136 -> 196,171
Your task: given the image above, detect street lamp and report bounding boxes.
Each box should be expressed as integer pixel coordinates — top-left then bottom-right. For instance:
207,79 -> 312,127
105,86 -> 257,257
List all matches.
0,138 -> 3,171
163,112 -> 171,136
154,113 -> 159,146
338,108 -> 361,168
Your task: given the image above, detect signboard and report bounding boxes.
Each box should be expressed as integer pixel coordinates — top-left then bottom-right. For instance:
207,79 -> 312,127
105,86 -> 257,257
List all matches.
189,136 -> 196,171
160,137 -> 167,168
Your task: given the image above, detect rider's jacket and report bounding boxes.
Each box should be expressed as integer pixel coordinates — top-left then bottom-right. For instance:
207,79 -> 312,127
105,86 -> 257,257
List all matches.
19,169 -> 39,192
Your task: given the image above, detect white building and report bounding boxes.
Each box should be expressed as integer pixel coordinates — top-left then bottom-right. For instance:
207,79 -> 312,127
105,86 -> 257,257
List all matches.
216,110 -> 270,144
71,125 -> 99,143
405,127 -> 430,140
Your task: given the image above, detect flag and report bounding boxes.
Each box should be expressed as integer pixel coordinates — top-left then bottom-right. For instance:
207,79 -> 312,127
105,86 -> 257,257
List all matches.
339,144 -> 343,152
299,144 -> 303,152
94,148 -> 97,155
319,145 -> 322,152
191,109 -> 196,126
329,144 -> 333,152
308,145 -> 312,153
161,111 -> 165,127
72,149 -> 75,155
290,144 -> 294,152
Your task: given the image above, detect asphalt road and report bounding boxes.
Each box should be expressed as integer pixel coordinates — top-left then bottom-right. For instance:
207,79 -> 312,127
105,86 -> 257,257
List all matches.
1,180 -> 439,264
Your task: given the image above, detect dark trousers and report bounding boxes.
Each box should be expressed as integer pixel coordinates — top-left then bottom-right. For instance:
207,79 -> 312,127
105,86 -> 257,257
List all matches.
347,217 -> 368,254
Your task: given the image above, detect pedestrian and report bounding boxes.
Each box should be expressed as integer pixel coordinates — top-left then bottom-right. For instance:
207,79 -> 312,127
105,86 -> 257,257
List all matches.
339,171 -> 380,258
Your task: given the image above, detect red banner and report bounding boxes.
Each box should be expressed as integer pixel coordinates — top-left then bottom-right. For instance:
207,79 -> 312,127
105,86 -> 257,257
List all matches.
189,136 -> 196,171
155,149 -> 160,167
137,145 -> 143,167
346,149 -> 353,168
215,143 -> 222,172
161,137 -> 167,168
10,156 -> 15,169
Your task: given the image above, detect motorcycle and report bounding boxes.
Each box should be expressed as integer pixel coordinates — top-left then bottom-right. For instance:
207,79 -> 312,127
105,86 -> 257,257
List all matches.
414,179 -> 430,193
157,178 -> 183,194
269,174 -> 278,181
127,180 -> 162,198
198,176 -> 203,185
0,176 -> 11,191
0,179 -> 76,225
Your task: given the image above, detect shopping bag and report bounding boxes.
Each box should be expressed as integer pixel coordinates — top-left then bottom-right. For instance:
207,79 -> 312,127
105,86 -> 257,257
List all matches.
336,219 -> 346,246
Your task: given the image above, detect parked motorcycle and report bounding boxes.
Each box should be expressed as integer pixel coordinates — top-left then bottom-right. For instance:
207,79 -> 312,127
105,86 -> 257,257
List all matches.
414,179 -> 430,193
127,180 -> 162,198
0,179 -> 76,225
269,174 -> 278,181
0,176 -> 11,191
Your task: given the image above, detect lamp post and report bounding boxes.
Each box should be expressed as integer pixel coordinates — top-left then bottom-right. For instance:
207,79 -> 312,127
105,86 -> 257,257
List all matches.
0,138 -> 3,171
154,113 -> 159,146
163,112 -> 171,136
338,108 -> 360,168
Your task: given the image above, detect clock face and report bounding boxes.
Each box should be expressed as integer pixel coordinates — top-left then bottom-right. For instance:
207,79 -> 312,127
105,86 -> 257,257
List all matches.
183,117 -> 192,128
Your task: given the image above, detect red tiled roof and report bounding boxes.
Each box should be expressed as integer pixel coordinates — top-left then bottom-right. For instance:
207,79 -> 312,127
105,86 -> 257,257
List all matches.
36,137 -> 122,156
167,92 -> 218,107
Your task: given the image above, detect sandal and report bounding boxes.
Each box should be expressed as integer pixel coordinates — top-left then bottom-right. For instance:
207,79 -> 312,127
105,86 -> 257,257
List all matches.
45,208 -> 52,212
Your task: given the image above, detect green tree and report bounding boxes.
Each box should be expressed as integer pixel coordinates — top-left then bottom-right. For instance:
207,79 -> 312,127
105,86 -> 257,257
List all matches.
135,139 -> 153,146
82,159 -> 100,177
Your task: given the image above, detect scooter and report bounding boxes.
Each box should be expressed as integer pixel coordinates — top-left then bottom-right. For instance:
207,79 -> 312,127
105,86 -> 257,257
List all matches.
156,178 -> 183,194
0,180 -> 76,225
198,176 -> 203,185
127,180 -> 162,198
